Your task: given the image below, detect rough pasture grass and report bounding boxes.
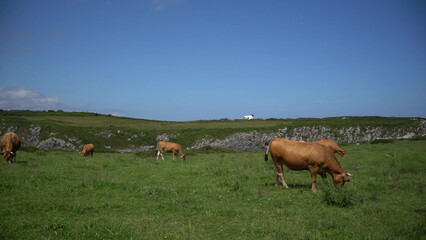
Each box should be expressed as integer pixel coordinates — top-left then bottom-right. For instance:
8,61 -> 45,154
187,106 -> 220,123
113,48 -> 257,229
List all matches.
0,141 -> 425,239
3,110 -> 421,129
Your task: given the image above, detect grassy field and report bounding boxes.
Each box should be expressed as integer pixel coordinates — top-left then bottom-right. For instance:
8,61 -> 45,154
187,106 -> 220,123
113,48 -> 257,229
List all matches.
2,110 -> 422,130
1,110 -> 424,151
1,140 -> 425,239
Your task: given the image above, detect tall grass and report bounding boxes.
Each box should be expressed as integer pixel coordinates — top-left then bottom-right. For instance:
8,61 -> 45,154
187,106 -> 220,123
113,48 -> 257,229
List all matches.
0,141 -> 425,239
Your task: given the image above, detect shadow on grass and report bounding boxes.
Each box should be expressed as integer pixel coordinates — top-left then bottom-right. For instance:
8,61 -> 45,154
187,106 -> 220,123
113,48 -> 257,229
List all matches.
8,161 -> 28,164
265,182 -> 311,189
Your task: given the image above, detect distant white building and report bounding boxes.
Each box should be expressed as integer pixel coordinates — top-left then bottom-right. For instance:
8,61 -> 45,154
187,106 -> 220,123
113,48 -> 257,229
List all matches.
243,114 -> 254,120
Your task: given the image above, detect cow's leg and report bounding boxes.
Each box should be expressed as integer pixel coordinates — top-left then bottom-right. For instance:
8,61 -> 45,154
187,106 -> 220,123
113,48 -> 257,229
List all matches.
156,150 -> 164,161
277,172 -> 289,189
172,150 -> 176,160
275,170 -> 280,186
318,169 -> 327,180
274,163 -> 289,188
309,166 -> 318,192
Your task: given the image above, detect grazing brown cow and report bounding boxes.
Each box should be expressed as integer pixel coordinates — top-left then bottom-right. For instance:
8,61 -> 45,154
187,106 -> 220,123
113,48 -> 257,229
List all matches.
313,138 -> 346,157
81,144 -> 95,157
156,141 -> 186,160
265,138 -> 352,191
1,132 -> 21,163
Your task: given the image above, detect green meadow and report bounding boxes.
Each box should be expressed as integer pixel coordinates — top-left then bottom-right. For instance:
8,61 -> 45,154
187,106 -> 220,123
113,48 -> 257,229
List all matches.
1,140 -> 425,239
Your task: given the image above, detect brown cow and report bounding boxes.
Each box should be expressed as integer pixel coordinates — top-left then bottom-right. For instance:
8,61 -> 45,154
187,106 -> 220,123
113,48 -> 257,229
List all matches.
313,138 -> 345,157
81,144 -> 95,157
265,138 -> 352,191
156,141 -> 186,160
1,132 -> 21,163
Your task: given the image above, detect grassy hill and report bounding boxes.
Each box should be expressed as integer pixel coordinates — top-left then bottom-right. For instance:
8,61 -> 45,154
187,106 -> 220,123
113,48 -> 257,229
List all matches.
0,110 -> 424,152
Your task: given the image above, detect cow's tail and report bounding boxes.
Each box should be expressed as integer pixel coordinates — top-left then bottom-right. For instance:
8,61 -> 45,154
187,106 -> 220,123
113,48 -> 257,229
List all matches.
264,145 -> 269,161
265,139 -> 273,161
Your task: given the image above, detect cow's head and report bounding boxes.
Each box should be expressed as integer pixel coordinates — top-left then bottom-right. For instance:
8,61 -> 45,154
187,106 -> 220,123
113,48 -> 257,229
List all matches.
337,149 -> 346,157
332,171 -> 353,186
181,154 -> 186,160
1,151 -> 15,163
81,151 -> 86,157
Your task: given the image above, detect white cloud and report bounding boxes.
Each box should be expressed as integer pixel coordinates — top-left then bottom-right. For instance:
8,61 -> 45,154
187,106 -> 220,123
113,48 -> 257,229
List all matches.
150,0 -> 183,11
0,87 -> 64,110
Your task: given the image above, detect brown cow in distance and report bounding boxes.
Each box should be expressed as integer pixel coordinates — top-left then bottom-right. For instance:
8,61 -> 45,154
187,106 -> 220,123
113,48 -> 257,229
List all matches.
313,138 -> 346,157
265,138 -> 352,191
81,144 -> 95,157
156,141 -> 186,160
1,132 -> 21,163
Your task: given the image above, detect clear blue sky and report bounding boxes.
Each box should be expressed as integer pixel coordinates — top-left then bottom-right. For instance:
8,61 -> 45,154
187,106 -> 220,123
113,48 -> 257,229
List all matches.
1,0 -> 425,121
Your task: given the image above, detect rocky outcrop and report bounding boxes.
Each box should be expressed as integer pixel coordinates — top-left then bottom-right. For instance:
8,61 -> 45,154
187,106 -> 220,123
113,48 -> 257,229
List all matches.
156,133 -> 178,142
24,124 -> 42,146
0,119 -> 424,152
37,137 -> 77,151
188,121 -> 426,152
116,145 -> 154,153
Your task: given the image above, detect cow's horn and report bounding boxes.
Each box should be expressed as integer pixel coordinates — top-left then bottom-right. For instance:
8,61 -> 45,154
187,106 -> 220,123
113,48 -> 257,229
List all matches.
347,172 -> 354,177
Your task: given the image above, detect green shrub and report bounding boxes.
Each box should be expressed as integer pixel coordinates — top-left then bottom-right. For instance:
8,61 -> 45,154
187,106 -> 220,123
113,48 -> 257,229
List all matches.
408,135 -> 426,141
20,146 -> 39,152
371,139 -> 395,144
188,146 -> 236,155
322,184 -> 354,207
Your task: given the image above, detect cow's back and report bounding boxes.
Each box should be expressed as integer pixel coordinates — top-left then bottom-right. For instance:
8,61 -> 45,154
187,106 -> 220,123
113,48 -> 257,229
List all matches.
84,144 -> 94,152
270,139 -> 329,170
1,132 -> 21,152
157,141 -> 180,151
157,141 -> 168,150
314,139 -> 339,150
316,138 -> 345,153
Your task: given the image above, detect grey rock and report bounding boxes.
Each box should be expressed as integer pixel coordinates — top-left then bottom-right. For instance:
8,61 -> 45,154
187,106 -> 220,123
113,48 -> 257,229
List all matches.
7,125 -> 18,133
116,145 -> 154,153
189,123 -> 426,152
37,137 -> 77,151
156,133 -> 177,142
25,124 -> 41,146
95,130 -> 114,139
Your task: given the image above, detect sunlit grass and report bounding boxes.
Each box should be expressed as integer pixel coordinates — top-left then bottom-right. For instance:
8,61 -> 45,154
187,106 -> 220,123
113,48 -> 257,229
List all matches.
1,140 -> 425,239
